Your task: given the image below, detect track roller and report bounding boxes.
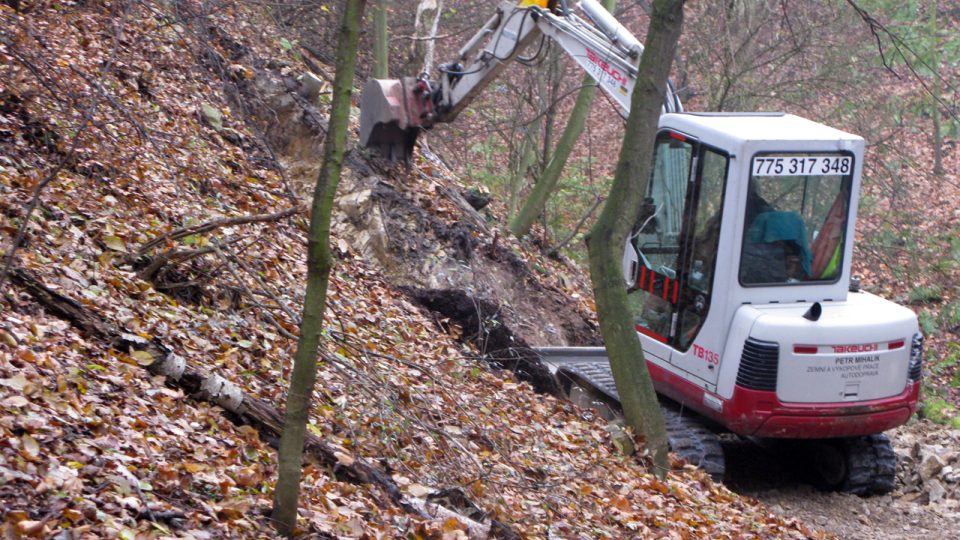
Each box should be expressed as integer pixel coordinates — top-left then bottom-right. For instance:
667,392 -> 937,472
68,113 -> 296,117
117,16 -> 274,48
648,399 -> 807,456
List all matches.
806,433 -> 897,495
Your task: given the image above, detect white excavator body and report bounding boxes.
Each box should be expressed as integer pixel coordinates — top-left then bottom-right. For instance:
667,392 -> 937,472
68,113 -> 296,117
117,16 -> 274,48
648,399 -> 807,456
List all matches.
358,0 -> 922,493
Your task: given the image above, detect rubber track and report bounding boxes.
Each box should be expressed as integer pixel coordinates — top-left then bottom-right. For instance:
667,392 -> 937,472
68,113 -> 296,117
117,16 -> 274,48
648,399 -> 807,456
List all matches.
843,433 -> 896,495
556,362 -> 725,480
661,406 -> 725,480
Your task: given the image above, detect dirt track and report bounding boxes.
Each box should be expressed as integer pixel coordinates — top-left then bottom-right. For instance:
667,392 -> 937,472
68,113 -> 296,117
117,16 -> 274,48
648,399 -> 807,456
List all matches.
725,421 -> 960,539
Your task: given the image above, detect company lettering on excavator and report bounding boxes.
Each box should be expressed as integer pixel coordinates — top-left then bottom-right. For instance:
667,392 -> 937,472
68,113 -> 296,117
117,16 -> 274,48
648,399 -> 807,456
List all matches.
359,0 -> 922,494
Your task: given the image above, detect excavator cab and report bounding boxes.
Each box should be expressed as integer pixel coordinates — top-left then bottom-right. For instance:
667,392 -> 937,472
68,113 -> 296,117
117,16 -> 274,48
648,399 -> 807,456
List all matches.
622,113 -> 868,378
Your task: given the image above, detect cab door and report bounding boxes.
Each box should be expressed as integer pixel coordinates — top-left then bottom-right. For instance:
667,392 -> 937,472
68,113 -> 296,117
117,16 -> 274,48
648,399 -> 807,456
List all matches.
626,130 -> 729,384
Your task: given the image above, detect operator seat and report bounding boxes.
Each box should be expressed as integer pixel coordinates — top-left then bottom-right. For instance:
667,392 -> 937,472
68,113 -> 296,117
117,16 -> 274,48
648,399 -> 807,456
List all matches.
741,211 -> 812,284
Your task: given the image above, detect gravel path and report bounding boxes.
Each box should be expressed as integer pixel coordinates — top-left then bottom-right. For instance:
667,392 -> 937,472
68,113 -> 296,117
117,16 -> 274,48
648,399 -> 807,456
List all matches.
724,421 -> 960,539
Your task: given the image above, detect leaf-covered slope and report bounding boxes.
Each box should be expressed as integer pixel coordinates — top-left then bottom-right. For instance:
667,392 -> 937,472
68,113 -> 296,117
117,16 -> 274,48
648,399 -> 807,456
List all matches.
1,1 -> 826,537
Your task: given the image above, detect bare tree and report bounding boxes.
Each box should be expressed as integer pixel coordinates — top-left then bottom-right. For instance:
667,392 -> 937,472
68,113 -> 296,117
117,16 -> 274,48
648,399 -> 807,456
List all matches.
270,0 -> 367,535
585,0 -> 683,478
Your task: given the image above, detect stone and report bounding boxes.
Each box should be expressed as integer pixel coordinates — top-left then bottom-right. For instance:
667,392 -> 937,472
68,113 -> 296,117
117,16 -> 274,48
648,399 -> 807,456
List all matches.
606,420 -> 635,456
461,188 -> 491,211
338,189 -> 373,223
928,479 -> 947,504
920,453 -> 946,481
200,103 -> 223,131
298,72 -> 323,103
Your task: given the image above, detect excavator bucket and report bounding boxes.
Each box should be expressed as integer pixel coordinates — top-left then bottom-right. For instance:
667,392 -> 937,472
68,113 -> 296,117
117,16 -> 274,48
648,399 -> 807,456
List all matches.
359,77 -> 436,163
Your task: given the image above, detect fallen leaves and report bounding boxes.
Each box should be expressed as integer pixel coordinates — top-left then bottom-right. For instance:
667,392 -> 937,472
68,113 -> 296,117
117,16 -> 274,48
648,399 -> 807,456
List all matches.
0,0 -> 839,538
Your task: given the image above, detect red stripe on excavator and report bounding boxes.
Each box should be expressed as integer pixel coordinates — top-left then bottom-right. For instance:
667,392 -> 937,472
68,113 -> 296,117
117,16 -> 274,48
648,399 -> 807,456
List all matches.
648,273 -> 656,294
646,362 -> 920,438
635,324 -> 667,343
669,132 -> 686,142
638,266 -> 647,289
662,277 -> 670,300
672,280 -> 679,304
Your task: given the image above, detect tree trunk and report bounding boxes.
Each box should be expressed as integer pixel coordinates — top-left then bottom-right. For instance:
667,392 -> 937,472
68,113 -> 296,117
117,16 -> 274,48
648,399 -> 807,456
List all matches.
372,0 -> 389,79
409,0 -> 440,74
929,0 -> 943,176
585,0 -> 683,479
422,0 -> 443,74
509,0 -> 615,239
271,0 -> 366,535
508,121 -> 541,219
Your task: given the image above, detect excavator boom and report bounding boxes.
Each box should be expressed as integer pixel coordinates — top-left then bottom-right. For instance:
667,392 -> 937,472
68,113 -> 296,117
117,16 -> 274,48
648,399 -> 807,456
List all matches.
359,0 -> 681,161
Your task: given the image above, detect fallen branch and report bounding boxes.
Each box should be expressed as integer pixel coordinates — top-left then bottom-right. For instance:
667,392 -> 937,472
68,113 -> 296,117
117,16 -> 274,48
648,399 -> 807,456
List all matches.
137,245 -> 218,282
9,267 -> 520,539
137,206 -> 301,254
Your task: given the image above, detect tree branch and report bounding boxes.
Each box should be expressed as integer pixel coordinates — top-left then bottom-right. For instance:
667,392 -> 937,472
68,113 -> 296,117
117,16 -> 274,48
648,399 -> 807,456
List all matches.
136,206 -> 302,254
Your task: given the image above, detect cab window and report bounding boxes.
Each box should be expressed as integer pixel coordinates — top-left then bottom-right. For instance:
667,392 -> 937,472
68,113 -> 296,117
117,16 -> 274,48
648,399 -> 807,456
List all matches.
740,153 -> 853,285
627,131 -> 728,351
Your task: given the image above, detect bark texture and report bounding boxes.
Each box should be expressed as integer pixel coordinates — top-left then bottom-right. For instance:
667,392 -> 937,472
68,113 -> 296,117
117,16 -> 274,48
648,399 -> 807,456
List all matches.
271,0 -> 366,535
584,0 -> 684,478
372,0 -> 389,78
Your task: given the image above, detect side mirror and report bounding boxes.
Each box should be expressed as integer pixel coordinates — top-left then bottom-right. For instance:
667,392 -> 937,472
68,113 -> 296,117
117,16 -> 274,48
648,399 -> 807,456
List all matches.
622,235 -> 639,288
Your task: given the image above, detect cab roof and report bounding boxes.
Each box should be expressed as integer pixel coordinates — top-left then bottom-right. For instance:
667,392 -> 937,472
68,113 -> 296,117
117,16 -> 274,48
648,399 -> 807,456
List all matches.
659,113 -> 864,147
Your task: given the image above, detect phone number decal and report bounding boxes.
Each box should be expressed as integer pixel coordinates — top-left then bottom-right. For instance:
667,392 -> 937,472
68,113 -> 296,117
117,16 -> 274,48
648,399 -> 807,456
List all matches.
752,155 -> 852,177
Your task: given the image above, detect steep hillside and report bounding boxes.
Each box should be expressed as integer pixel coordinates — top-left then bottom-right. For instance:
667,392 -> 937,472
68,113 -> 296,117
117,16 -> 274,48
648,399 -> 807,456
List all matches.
0,1 -> 827,538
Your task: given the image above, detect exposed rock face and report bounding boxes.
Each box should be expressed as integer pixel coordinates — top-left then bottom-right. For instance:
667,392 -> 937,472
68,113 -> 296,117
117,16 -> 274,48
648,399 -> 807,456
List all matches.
219,54 -> 599,352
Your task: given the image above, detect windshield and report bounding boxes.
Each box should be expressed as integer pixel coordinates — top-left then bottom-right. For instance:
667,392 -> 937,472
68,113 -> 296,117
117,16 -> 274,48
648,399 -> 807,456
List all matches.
739,153 -> 853,286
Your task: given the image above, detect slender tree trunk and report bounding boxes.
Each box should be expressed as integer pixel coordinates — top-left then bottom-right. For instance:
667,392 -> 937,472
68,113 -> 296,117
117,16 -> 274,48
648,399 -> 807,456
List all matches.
509,0 -> 615,238
585,0 -> 683,479
929,0 -> 943,175
540,46 -> 563,173
509,121 -> 541,219
409,0 -> 439,74
373,0 -> 389,79
422,0 -> 443,74
270,1 -> 366,535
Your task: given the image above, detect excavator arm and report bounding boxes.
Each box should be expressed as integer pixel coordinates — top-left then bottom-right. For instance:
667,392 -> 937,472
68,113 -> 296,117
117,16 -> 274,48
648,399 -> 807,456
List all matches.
359,0 -> 682,161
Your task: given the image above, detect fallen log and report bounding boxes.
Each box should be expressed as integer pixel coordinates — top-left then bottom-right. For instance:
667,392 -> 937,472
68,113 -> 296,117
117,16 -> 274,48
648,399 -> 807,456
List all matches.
9,267 -> 520,539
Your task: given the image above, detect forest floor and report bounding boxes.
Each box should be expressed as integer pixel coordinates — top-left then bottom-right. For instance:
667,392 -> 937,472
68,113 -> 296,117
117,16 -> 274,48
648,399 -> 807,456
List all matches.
2,0 -> 960,538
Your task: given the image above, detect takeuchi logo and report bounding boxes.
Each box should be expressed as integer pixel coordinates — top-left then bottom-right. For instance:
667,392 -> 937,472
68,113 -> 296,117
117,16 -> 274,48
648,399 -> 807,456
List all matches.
586,49 -> 628,86
832,344 -> 879,354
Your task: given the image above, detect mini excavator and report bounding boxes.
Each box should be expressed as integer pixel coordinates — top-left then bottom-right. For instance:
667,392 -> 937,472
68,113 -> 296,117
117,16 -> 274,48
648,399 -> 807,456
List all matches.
359,0 -> 922,493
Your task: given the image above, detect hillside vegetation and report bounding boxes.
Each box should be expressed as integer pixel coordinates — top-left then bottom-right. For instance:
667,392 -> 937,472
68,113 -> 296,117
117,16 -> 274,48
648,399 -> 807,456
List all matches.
1,0 -> 958,538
